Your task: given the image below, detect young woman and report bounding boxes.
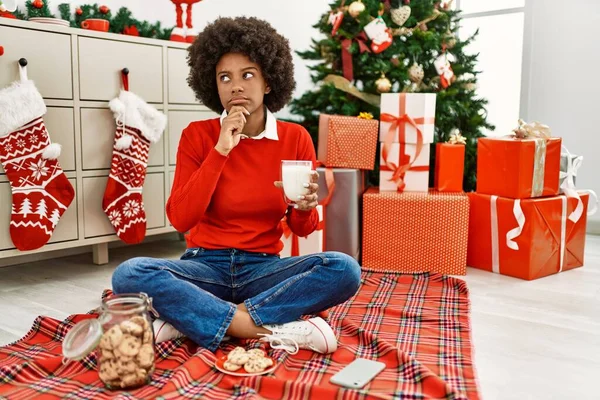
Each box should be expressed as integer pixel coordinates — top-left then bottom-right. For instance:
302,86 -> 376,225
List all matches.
112,17 -> 361,354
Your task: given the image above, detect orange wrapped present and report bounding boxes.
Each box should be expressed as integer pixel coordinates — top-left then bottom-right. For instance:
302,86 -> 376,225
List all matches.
362,188 -> 469,275
434,130 -> 466,192
317,114 -> 379,170
477,120 -> 561,199
280,205 -> 325,257
467,192 -> 592,280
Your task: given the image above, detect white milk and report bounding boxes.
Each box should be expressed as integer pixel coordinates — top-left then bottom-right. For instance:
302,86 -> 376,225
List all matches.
282,164 -> 312,202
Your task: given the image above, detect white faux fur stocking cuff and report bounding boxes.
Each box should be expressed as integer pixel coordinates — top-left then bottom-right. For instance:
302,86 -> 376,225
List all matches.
0,80 -> 47,137
109,90 -> 167,143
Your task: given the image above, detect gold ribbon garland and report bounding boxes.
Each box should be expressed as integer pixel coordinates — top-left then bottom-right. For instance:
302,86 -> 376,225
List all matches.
323,74 -> 381,107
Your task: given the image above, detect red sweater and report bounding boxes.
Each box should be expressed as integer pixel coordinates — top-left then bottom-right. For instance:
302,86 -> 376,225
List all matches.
166,118 -> 319,254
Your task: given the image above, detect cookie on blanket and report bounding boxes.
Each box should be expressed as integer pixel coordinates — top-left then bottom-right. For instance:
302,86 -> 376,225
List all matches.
227,347 -> 249,365
244,357 -> 272,373
247,349 -> 266,360
223,360 -> 243,371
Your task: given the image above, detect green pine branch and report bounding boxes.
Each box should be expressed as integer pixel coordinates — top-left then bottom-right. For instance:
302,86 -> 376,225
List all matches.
25,0 -> 54,18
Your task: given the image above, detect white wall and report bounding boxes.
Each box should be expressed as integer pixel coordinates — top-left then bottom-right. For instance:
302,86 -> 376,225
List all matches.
14,0 -> 331,118
522,0 -> 600,232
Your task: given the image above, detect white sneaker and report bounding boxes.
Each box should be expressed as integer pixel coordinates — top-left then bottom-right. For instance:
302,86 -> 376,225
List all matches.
260,317 -> 337,355
153,319 -> 185,343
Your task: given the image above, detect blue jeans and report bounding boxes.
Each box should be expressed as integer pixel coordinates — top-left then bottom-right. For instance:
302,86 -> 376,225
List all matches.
111,249 -> 361,352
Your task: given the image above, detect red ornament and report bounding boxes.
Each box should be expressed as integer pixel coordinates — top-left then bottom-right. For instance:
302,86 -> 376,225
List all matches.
32,0 -> 44,9
123,25 -> 140,37
75,8 -> 83,15
99,5 -> 110,14
404,0 -> 410,4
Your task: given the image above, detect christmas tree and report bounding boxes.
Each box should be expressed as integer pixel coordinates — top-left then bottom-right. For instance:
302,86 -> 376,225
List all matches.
290,0 -> 494,191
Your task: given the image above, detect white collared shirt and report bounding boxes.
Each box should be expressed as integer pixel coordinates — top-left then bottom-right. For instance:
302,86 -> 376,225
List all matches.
219,107 -> 278,141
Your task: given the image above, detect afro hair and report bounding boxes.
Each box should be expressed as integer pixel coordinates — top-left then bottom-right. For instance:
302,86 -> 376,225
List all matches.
187,17 -> 296,114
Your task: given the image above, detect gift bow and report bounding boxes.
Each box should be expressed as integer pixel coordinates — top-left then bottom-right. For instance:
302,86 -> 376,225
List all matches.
510,119 -> 553,197
513,118 -> 551,139
358,112 -> 374,120
447,129 -> 466,145
380,112 -> 428,191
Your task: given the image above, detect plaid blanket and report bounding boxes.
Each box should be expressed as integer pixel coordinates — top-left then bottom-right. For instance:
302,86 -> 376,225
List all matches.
0,271 -> 479,399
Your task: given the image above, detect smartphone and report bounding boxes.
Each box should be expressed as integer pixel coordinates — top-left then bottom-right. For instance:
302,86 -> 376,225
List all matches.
329,358 -> 386,389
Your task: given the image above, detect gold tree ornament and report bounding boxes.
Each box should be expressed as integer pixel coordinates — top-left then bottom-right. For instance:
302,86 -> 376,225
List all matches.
390,5 -> 411,26
444,30 -> 457,49
463,82 -> 477,91
408,63 -> 424,83
348,0 -> 365,18
376,73 -> 392,93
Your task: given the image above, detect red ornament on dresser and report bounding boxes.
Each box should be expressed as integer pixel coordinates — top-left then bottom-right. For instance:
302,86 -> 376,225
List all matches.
32,0 -> 44,9
99,5 -> 110,14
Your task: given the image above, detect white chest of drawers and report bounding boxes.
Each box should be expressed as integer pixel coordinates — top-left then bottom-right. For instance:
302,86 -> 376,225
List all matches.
0,19 -> 218,265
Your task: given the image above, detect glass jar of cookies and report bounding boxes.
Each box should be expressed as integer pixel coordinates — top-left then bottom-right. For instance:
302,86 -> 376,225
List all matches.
62,293 -> 158,390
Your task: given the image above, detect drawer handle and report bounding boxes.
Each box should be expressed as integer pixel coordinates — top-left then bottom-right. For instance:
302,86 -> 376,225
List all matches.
19,58 -> 28,66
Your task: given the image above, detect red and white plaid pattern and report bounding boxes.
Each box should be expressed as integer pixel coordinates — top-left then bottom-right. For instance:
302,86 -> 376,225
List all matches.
0,272 -> 480,399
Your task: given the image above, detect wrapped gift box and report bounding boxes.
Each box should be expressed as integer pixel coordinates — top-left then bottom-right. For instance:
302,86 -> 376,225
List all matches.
317,114 -> 379,170
434,143 -> 465,192
467,192 -> 590,280
477,136 -> 562,199
379,142 -> 430,192
317,167 -> 366,261
362,188 -> 469,275
560,151 -> 582,189
280,205 -> 324,258
379,93 -> 436,143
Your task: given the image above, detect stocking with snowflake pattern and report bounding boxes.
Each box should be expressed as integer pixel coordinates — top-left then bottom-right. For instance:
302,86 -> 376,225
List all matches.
0,65 -> 75,251
103,77 -> 166,244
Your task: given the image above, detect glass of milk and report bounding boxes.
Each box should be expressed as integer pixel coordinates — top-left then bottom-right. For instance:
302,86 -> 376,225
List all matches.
281,160 -> 312,205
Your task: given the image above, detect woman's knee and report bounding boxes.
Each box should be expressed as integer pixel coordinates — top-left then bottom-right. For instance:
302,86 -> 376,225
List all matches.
325,251 -> 362,293
111,257 -> 153,294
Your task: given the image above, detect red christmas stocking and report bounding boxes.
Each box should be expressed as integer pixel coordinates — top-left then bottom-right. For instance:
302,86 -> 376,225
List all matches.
103,89 -> 166,244
0,74 -> 75,251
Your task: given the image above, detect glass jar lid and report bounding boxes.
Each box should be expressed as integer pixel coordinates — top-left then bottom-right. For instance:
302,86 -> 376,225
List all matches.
62,318 -> 103,361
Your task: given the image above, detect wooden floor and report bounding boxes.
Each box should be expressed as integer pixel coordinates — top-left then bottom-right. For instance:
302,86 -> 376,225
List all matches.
1,236 -> 599,400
